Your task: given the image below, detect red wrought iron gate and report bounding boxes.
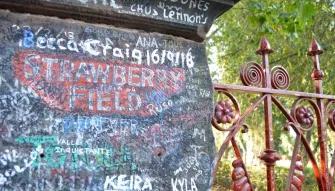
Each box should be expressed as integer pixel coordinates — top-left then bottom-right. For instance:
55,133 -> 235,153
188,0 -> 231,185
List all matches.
211,38 -> 335,191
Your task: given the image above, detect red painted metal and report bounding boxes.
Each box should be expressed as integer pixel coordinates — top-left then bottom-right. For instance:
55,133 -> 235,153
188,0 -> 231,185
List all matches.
212,38 -> 335,190
289,155 -> 304,191
231,159 -> 252,191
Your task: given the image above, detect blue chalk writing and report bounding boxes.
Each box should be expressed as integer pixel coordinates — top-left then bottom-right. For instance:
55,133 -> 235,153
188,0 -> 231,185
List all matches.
146,90 -> 168,105
23,29 -> 34,48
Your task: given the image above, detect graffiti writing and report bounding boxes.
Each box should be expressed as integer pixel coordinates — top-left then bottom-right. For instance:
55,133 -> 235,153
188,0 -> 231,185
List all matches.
13,51 -> 186,116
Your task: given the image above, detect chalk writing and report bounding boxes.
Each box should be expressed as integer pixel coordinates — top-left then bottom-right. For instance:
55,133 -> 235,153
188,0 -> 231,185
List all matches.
70,0 -> 211,26
62,116 -> 139,134
0,146 -> 43,186
20,28 -> 195,69
171,178 -> 198,191
0,9 -> 215,191
104,175 -> 153,191
32,144 -> 138,172
15,136 -> 57,146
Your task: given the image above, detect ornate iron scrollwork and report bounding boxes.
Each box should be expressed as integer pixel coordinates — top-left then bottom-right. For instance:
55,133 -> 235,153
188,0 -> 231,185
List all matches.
212,38 -> 335,191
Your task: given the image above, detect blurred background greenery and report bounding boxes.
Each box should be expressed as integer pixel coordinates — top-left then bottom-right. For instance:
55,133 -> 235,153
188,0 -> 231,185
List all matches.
206,0 -> 335,190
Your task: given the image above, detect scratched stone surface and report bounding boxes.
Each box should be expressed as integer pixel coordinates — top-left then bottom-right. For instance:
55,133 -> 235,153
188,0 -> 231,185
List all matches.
39,0 -> 232,27
0,10 -> 215,191
0,0 -> 239,41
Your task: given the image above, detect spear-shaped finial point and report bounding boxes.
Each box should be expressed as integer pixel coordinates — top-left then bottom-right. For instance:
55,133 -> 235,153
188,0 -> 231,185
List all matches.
308,39 -> 323,56
256,37 -> 273,55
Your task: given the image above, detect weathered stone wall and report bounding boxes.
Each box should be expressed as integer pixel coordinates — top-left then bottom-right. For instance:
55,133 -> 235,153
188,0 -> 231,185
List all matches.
0,9 -> 215,190
0,0 -> 238,41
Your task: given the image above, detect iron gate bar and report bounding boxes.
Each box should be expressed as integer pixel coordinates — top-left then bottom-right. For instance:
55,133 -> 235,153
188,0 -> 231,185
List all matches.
284,134 -> 302,191
212,38 -> 335,191
231,137 -> 253,190
214,84 -> 335,100
330,150 -> 335,189
309,38 -> 329,190
258,37 -> 279,191
211,94 -> 266,186
272,96 -> 324,190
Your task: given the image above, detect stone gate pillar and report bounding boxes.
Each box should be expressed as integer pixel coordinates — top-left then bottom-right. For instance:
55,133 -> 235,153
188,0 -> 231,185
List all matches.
0,1 -> 238,190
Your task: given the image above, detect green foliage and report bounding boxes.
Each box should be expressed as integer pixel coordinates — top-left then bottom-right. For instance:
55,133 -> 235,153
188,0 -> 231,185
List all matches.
208,0 -> 335,93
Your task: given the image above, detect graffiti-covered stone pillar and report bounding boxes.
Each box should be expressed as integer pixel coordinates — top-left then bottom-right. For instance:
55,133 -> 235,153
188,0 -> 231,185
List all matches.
0,1 -> 238,190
